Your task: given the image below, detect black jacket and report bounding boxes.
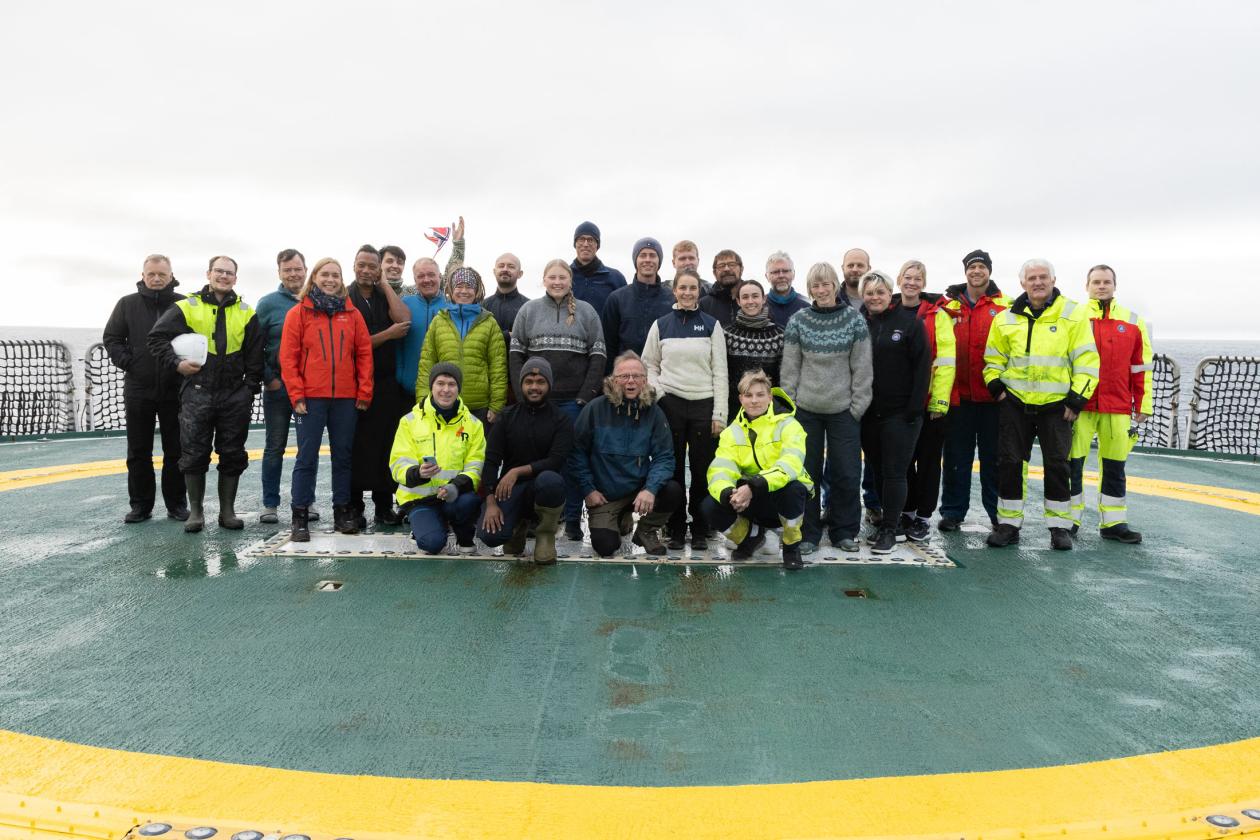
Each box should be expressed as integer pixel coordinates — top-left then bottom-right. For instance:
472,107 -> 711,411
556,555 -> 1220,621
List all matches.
862,302 -> 931,419
482,397 -> 575,491
483,288 -> 530,341
148,286 -> 264,394
601,278 -> 675,370
698,282 -> 738,327
102,280 -> 185,400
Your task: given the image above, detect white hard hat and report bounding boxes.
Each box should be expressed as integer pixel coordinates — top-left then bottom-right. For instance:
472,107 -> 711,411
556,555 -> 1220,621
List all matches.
171,333 -> 208,366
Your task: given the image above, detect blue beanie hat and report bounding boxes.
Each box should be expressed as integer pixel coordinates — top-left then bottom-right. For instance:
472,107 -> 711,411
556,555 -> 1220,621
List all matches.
574,221 -> 601,246
632,237 -> 663,264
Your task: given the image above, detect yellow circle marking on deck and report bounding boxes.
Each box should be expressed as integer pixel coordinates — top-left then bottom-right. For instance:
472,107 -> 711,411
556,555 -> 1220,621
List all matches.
6,452 -> 1257,515
0,728 -> 1257,839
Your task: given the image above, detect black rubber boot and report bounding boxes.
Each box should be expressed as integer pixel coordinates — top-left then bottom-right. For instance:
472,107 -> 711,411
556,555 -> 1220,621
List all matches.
1050,527 -> 1074,550
184,473 -> 206,533
291,506 -> 310,542
782,541 -> 804,570
333,504 -> 360,535
217,474 -> 244,530
123,505 -> 151,524
731,526 -> 767,561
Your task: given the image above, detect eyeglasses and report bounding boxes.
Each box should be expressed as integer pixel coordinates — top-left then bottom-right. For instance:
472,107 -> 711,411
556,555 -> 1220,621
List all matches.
211,268 -> 236,277
767,269 -> 793,276
575,236 -> 598,245
715,261 -> 740,270
614,373 -> 646,381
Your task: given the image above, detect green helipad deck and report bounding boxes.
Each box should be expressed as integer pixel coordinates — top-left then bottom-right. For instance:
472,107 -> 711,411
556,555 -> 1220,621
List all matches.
2,431 -> 1259,838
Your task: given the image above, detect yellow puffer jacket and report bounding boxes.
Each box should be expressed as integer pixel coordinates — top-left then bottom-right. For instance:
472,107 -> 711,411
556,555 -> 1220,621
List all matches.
389,396 -> 486,506
708,387 -> 813,500
983,290 -> 1099,407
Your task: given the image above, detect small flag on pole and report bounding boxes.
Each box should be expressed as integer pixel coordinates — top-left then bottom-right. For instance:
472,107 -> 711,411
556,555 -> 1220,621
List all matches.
425,225 -> 452,256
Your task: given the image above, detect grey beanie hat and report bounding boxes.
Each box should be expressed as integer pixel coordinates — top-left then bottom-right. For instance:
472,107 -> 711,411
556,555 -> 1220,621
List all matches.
429,361 -> 463,391
519,356 -> 554,391
632,237 -> 663,264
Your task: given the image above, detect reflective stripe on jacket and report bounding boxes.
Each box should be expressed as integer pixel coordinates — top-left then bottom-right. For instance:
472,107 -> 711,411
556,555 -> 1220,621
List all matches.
982,290 -> 1099,407
1081,298 -> 1153,416
708,388 -> 813,499
922,305 -> 957,413
389,397 -> 486,505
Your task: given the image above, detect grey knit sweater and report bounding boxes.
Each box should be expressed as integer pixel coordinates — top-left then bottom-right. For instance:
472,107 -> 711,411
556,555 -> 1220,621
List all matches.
780,303 -> 873,417
509,293 -> 607,403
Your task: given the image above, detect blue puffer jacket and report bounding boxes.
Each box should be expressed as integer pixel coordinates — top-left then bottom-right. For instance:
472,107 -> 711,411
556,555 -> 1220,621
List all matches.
569,388 -> 675,500
601,278 -> 675,370
570,258 -> 626,316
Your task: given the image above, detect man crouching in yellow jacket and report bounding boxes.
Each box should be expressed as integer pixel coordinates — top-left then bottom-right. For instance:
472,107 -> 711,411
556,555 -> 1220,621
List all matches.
703,370 -> 814,570
389,362 -> 486,555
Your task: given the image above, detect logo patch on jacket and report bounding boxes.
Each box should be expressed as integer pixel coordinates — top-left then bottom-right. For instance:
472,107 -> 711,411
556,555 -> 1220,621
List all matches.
1049,326 -> 1057,332
891,330 -> 903,342
1117,324 -> 1126,332
989,309 -> 996,316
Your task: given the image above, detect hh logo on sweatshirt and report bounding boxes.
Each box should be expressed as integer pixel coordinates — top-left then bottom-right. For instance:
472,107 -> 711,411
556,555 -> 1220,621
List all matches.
693,324 -> 706,333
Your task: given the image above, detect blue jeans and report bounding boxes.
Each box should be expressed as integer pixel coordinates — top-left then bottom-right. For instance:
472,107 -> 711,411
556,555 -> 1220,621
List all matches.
261,385 -> 293,509
476,470 -> 565,546
291,398 -> 359,508
552,399 -> 584,525
797,408 -> 861,544
940,400 -> 1000,524
408,493 -> 481,554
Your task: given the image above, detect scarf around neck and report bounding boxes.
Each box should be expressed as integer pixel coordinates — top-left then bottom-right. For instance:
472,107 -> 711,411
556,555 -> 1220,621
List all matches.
734,306 -> 771,330
308,286 -> 346,315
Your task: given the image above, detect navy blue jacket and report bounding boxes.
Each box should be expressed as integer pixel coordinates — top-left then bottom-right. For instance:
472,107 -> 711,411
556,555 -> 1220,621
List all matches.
767,291 -> 810,329
570,258 -> 626,316
569,393 -> 675,500
601,278 -> 675,370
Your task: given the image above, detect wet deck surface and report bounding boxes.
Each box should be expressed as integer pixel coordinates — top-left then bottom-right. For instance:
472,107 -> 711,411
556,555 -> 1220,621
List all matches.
2,432 -> 1258,786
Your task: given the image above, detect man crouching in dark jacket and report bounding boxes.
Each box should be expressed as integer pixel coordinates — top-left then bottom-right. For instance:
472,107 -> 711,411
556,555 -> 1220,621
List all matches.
103,254 -> 188,523
568,351 -> 684,558
476,357 -> 574,564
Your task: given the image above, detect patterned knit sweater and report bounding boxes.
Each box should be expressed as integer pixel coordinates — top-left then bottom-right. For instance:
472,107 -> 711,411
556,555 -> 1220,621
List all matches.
724,313 -> 784,406
780,303 -> 873,417
509,293 -> 607,403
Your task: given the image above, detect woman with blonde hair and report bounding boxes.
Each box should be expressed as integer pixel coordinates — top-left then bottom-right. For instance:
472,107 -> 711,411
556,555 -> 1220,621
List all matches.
509,258 -> 607,540
780,261 -> 872,555
416,266 -> 508,423
279,257 -> 375,540
858,269 -> 931,553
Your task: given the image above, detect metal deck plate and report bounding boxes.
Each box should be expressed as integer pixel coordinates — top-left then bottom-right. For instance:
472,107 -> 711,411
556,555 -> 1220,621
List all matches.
245,529 -> 956,566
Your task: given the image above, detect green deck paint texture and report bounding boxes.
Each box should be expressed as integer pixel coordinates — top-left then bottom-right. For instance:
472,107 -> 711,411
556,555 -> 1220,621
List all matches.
2,433 -> 1259,786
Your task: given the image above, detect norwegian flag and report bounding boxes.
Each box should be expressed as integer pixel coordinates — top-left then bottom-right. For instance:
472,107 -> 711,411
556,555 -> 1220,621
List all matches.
425,225 -> 452,255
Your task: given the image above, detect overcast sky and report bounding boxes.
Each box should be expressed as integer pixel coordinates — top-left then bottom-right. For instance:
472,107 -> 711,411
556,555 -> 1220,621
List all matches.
1,1 -> 1255,339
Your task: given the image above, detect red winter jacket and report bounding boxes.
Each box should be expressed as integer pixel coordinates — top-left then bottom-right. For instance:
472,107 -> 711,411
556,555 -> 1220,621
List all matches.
279,295 -> 374,405
939,282 -> 1010,405
1081,298 -> 1153,415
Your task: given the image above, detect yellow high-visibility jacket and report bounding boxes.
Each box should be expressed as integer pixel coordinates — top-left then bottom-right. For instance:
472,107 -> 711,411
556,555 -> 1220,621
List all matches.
982,290 -> 1099,408
389,396 -> 486,506
708,387 -> 813,500
925,305 -> 957,414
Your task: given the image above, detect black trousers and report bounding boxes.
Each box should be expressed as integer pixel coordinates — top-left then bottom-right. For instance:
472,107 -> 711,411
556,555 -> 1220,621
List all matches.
658,393 -> 718,539
124,394 -> 185,512
904,411 -> 947,518
701,480 -> 808,532
997,397 -> 1073,523
860,412 -> 923,531
351,379 -> 404,512
177,384 -> 253,476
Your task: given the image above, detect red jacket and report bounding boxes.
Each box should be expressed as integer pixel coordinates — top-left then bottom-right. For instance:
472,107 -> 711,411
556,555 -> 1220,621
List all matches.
939,282 -> 1010,405
279,296 -> 374,405
1081,298 -> 1153,415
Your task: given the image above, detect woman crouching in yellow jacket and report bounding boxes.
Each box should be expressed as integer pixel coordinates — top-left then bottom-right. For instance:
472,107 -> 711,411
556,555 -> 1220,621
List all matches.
703,370 -> 813,570
389,362 -> 486,555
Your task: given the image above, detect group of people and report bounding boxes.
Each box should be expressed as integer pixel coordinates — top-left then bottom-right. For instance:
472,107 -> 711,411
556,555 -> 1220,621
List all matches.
103,218 -> 1153,569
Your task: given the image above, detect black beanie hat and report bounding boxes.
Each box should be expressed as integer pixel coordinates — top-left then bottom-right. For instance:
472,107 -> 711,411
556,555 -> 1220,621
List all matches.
963,249 -> 993,272
574,221 -> 601,246
429,361 -> 463,391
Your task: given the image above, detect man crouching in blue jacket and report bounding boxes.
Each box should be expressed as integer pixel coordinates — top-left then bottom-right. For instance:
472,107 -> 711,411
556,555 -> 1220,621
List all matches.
569,351 -> 683,557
